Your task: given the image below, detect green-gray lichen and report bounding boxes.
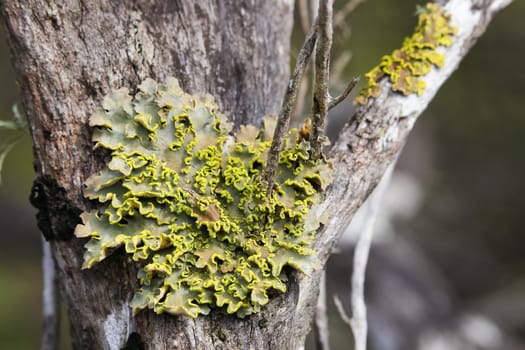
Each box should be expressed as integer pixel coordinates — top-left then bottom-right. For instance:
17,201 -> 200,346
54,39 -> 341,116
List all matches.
355,3 -> 457,105
75,77 -> 333,318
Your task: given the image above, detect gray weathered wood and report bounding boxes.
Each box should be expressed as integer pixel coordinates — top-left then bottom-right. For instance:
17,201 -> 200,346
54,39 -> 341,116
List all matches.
0,0 -> 511,349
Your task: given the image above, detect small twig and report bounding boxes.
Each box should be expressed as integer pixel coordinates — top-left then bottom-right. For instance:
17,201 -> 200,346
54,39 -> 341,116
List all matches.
333,0 -> 367,29
309,0 -> 333,161
292,65 -> 311,124
41,238 -> 59,350
349,161 -> 396,350
330,50 -> 352,87
333,294 -> 351,326
298,0 -> 311,35
314,271 -> 330,350
328,76 -> 360,111
330,0 -> 364,89
264,25 -> 318,193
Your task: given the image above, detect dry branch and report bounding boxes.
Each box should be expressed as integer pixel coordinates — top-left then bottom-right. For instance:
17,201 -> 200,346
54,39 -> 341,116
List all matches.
265,26 -> 318,192
328,76 -> 359,111
309,0 -> 334,160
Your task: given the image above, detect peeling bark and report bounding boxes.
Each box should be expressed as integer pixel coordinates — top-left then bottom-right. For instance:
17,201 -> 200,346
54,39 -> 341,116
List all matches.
0,0 -> 511,349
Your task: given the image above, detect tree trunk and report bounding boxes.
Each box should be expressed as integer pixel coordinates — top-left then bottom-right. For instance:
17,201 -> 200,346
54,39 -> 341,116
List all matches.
0,0 -> 511,349
0,1 -> 309,349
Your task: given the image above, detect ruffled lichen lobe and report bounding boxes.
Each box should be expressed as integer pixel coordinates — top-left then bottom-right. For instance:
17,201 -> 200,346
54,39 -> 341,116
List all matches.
75,77 -> 332,318
355,3 -> 457,105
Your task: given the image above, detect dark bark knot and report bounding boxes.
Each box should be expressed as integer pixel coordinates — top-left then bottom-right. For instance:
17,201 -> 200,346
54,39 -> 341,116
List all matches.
30,175 -> 82,241
122,332 -> 145,350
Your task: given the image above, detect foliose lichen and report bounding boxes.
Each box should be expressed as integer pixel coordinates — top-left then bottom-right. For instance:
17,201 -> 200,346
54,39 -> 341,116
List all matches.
355,3 -> 457,105
75,77 -> 333,318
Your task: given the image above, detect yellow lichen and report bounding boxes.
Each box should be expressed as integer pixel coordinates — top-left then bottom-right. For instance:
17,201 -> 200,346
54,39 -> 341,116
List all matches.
355,3 -> 457,105
75,77 -> 333,318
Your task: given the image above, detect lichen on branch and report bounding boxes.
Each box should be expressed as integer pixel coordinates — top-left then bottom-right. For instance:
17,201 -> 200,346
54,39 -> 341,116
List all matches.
75,78 -> 333,318
355,3 -> 457,105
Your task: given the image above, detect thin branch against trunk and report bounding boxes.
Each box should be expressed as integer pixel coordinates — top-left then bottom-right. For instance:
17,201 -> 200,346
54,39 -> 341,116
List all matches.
309,0 -> 333,160
314,271 -> 330,350
41,238 -> 59,350
264,27 -> 318,192
350,161 -> 396,350
328,76 -> 359,111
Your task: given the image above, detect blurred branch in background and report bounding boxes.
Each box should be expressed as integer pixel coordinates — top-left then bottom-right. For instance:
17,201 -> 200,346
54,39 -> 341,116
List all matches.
334,161 -> 397,350
330,0 -> 366,88
41,238 -> 58,350
314,271 -> 330,350
299,0 -> 312,35
333,0 -> 366,29
0,104 -> 27,184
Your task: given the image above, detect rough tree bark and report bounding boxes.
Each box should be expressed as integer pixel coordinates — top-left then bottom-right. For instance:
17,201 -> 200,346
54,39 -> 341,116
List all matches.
0,0 -> 511,349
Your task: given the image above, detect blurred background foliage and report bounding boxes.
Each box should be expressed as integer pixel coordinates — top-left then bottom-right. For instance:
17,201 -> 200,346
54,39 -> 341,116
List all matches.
0,1 -> 523,349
